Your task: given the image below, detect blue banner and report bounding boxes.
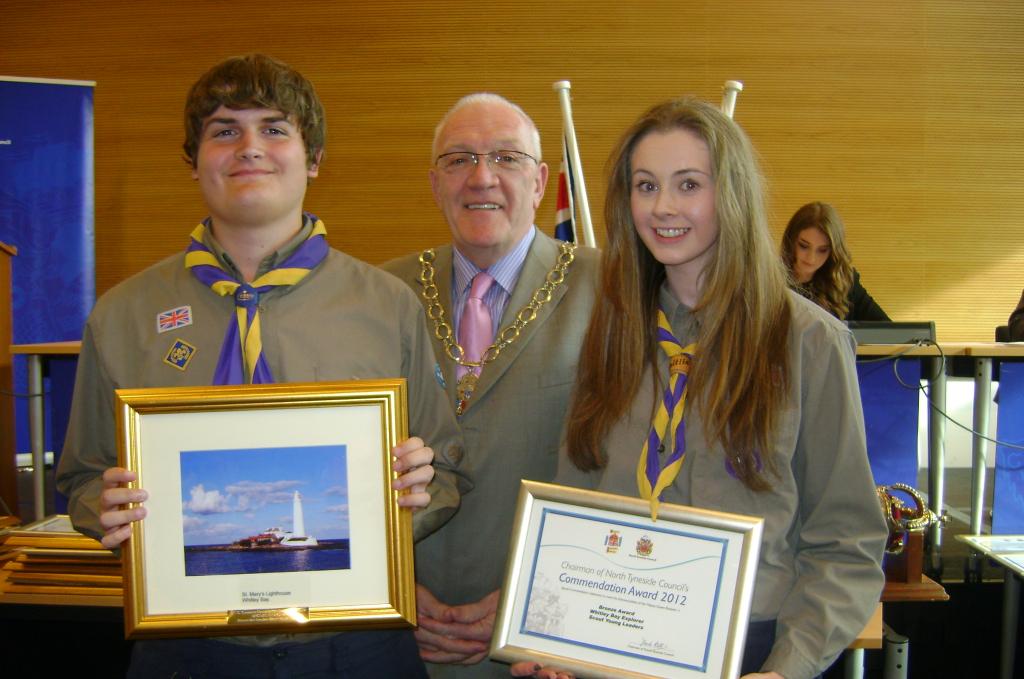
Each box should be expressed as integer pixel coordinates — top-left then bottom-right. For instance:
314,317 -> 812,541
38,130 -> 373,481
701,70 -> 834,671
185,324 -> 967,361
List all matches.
0,77 -> 95,492
993,362 -> 1024,534
858,358 -> 922,489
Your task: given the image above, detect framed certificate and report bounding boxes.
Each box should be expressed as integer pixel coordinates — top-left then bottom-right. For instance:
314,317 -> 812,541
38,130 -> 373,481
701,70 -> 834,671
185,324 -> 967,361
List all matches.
115,380 -> 415,639
492,481 -> 763,679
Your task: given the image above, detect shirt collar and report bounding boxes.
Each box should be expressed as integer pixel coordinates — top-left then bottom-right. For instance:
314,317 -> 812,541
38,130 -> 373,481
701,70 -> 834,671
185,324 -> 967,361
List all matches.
202,215 -> 315,280
658,281 -> 700,342
452,225 -> 536,296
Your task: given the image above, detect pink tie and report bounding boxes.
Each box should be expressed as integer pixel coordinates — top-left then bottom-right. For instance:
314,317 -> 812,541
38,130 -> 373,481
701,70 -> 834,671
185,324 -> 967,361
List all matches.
457,272 -> 495,380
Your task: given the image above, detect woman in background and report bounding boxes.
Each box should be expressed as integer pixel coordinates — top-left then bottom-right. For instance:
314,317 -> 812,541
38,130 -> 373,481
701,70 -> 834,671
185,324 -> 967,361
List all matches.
514,99 -> 885,679
781,201 -> 889,321
1007,289 -> 1024,341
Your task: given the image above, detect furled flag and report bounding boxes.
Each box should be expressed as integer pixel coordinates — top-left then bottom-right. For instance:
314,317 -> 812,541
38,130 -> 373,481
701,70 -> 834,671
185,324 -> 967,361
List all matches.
553,139 -> 576,243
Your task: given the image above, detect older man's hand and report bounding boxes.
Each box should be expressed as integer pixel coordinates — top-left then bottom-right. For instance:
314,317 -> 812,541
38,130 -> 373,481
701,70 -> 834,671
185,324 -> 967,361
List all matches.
415,585 -> 497,665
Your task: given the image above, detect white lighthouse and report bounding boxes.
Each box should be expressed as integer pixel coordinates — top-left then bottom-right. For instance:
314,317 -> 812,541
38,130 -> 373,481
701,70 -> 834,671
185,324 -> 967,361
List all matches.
293,491 -> 306,536
280,491 -> 318,547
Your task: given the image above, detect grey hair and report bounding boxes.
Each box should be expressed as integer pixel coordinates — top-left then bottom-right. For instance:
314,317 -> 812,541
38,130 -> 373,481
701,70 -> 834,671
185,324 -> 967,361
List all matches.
431,92 -> 542,160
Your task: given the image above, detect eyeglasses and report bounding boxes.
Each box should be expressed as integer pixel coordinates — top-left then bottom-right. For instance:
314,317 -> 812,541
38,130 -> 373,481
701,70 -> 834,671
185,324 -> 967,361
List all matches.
435,150 -> 538,174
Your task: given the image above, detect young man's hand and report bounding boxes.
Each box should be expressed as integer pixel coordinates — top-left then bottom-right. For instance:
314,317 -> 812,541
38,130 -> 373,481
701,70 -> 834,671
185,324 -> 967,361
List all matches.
392,437 -> 435,509
98,467 -> 148,549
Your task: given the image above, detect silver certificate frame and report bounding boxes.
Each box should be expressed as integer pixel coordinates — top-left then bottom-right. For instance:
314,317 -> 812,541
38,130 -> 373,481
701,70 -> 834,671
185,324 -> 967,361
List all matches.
491,481 -> 763,679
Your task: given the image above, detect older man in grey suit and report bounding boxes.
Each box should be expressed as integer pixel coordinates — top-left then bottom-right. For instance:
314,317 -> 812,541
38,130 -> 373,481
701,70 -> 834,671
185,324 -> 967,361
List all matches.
382,93 -> 599,678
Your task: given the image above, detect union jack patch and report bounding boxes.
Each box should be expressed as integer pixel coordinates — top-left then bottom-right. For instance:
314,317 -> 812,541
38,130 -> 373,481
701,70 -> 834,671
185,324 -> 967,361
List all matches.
157,305 -> 193,334
164,339 -> 197,371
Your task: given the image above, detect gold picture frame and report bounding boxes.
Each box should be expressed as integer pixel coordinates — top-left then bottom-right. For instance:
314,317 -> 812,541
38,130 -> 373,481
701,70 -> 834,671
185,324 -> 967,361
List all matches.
492,481 -> 763,679
116,379 -> 414,639
3,514 -> 105,549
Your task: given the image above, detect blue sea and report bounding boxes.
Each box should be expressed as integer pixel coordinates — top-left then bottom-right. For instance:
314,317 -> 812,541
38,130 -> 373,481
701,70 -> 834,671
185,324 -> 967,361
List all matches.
184,540 -> 350,577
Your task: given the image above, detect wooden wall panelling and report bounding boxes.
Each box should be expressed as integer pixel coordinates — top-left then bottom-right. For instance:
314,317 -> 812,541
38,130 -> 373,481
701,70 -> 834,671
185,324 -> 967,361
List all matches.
3,0 -> 1021,341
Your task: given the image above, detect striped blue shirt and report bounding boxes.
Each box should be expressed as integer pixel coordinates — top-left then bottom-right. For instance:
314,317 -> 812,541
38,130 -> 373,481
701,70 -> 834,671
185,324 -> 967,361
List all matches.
452,226 -> 537,338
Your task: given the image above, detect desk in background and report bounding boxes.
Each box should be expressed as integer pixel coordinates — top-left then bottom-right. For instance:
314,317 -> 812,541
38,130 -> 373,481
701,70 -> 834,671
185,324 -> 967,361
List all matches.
11,341 -> 1023,568
961,344 -> 1024,537
856,343 -> 971,572
854,342 -> 1024,574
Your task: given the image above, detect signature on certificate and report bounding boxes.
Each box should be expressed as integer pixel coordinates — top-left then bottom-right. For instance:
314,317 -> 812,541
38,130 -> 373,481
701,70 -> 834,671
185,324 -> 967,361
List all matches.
638,638 -> 670,652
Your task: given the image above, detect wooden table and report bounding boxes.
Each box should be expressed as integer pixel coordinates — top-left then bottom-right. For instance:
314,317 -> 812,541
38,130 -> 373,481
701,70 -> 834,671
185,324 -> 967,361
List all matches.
882,574 -> 950,603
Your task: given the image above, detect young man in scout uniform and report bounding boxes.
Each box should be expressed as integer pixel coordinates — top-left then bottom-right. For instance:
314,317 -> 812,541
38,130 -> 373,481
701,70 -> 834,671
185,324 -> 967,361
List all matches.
56,53 -> 465,678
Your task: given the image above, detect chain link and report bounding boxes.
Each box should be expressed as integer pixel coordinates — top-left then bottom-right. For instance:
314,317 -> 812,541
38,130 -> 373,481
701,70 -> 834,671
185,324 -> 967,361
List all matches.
417,242 -> 576,368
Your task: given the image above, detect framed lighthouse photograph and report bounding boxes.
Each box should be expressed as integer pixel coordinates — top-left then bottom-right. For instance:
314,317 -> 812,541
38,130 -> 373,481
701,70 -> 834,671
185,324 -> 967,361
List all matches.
178,444 -> 352,577
114,380 -> 416,639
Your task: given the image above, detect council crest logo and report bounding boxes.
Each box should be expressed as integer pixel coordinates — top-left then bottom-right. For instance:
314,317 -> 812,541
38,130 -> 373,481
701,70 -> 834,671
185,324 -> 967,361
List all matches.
635,535 -> 654,557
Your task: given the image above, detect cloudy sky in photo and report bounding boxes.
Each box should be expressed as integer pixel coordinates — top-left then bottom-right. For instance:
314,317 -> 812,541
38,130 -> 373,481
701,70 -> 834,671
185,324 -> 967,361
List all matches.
179,444 -> 350,545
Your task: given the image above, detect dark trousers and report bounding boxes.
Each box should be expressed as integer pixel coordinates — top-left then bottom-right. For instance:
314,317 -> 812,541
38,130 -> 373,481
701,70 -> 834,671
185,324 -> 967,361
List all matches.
127,630 -> 427,679
741,619 -> 777,675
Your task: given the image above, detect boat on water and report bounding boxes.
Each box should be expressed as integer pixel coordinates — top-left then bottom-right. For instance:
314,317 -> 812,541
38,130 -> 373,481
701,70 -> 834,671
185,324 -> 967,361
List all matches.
227,491 -> 320,550
230,528 -> 285,549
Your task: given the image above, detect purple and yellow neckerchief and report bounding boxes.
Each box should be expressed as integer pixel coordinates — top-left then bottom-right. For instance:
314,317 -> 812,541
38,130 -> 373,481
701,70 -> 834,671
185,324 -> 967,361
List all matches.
636,308 -> 697,520
184,214 -> 328,384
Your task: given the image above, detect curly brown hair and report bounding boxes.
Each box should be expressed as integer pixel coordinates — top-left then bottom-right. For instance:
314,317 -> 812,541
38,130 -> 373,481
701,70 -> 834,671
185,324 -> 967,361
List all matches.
780,202 -> 854,318
182,53 -> 325,169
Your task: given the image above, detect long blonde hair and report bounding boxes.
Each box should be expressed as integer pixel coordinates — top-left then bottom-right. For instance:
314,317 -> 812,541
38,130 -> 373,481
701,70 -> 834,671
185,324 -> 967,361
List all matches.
567,98 -> 791,491
781,201 -> 855,318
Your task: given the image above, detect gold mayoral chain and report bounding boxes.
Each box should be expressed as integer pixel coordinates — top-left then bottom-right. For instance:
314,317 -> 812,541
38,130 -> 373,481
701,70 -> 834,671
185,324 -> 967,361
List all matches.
417,242 -> 576,415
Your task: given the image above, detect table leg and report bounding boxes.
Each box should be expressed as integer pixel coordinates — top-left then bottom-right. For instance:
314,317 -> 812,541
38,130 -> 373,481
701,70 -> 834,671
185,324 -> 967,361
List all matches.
926,356 -> 946,574
970,357 -> 992,536
844,648 -> 864,679
1001,571 -> 1020,679
26,353 -> 45,520
883,625 -> 909,679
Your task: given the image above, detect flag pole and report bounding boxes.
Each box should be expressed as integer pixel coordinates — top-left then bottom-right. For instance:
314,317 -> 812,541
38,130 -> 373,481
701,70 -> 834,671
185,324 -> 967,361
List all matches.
721,80 -> 743,119
552,81 -> 596,248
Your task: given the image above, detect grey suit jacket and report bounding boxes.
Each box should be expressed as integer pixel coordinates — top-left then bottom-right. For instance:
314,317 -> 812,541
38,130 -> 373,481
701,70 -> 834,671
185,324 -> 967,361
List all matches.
382,232 -> 599,677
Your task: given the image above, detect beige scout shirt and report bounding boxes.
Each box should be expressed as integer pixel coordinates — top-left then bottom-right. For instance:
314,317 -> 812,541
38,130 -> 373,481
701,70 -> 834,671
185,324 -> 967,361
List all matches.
556,287 -> 887,679
57,221 -> 466,552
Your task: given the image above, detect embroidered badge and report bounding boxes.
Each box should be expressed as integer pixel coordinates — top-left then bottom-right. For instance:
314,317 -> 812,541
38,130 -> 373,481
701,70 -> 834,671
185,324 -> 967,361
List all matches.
157,305 -> 193,334
434,363 -> 446,389
164,339 -> 197,371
